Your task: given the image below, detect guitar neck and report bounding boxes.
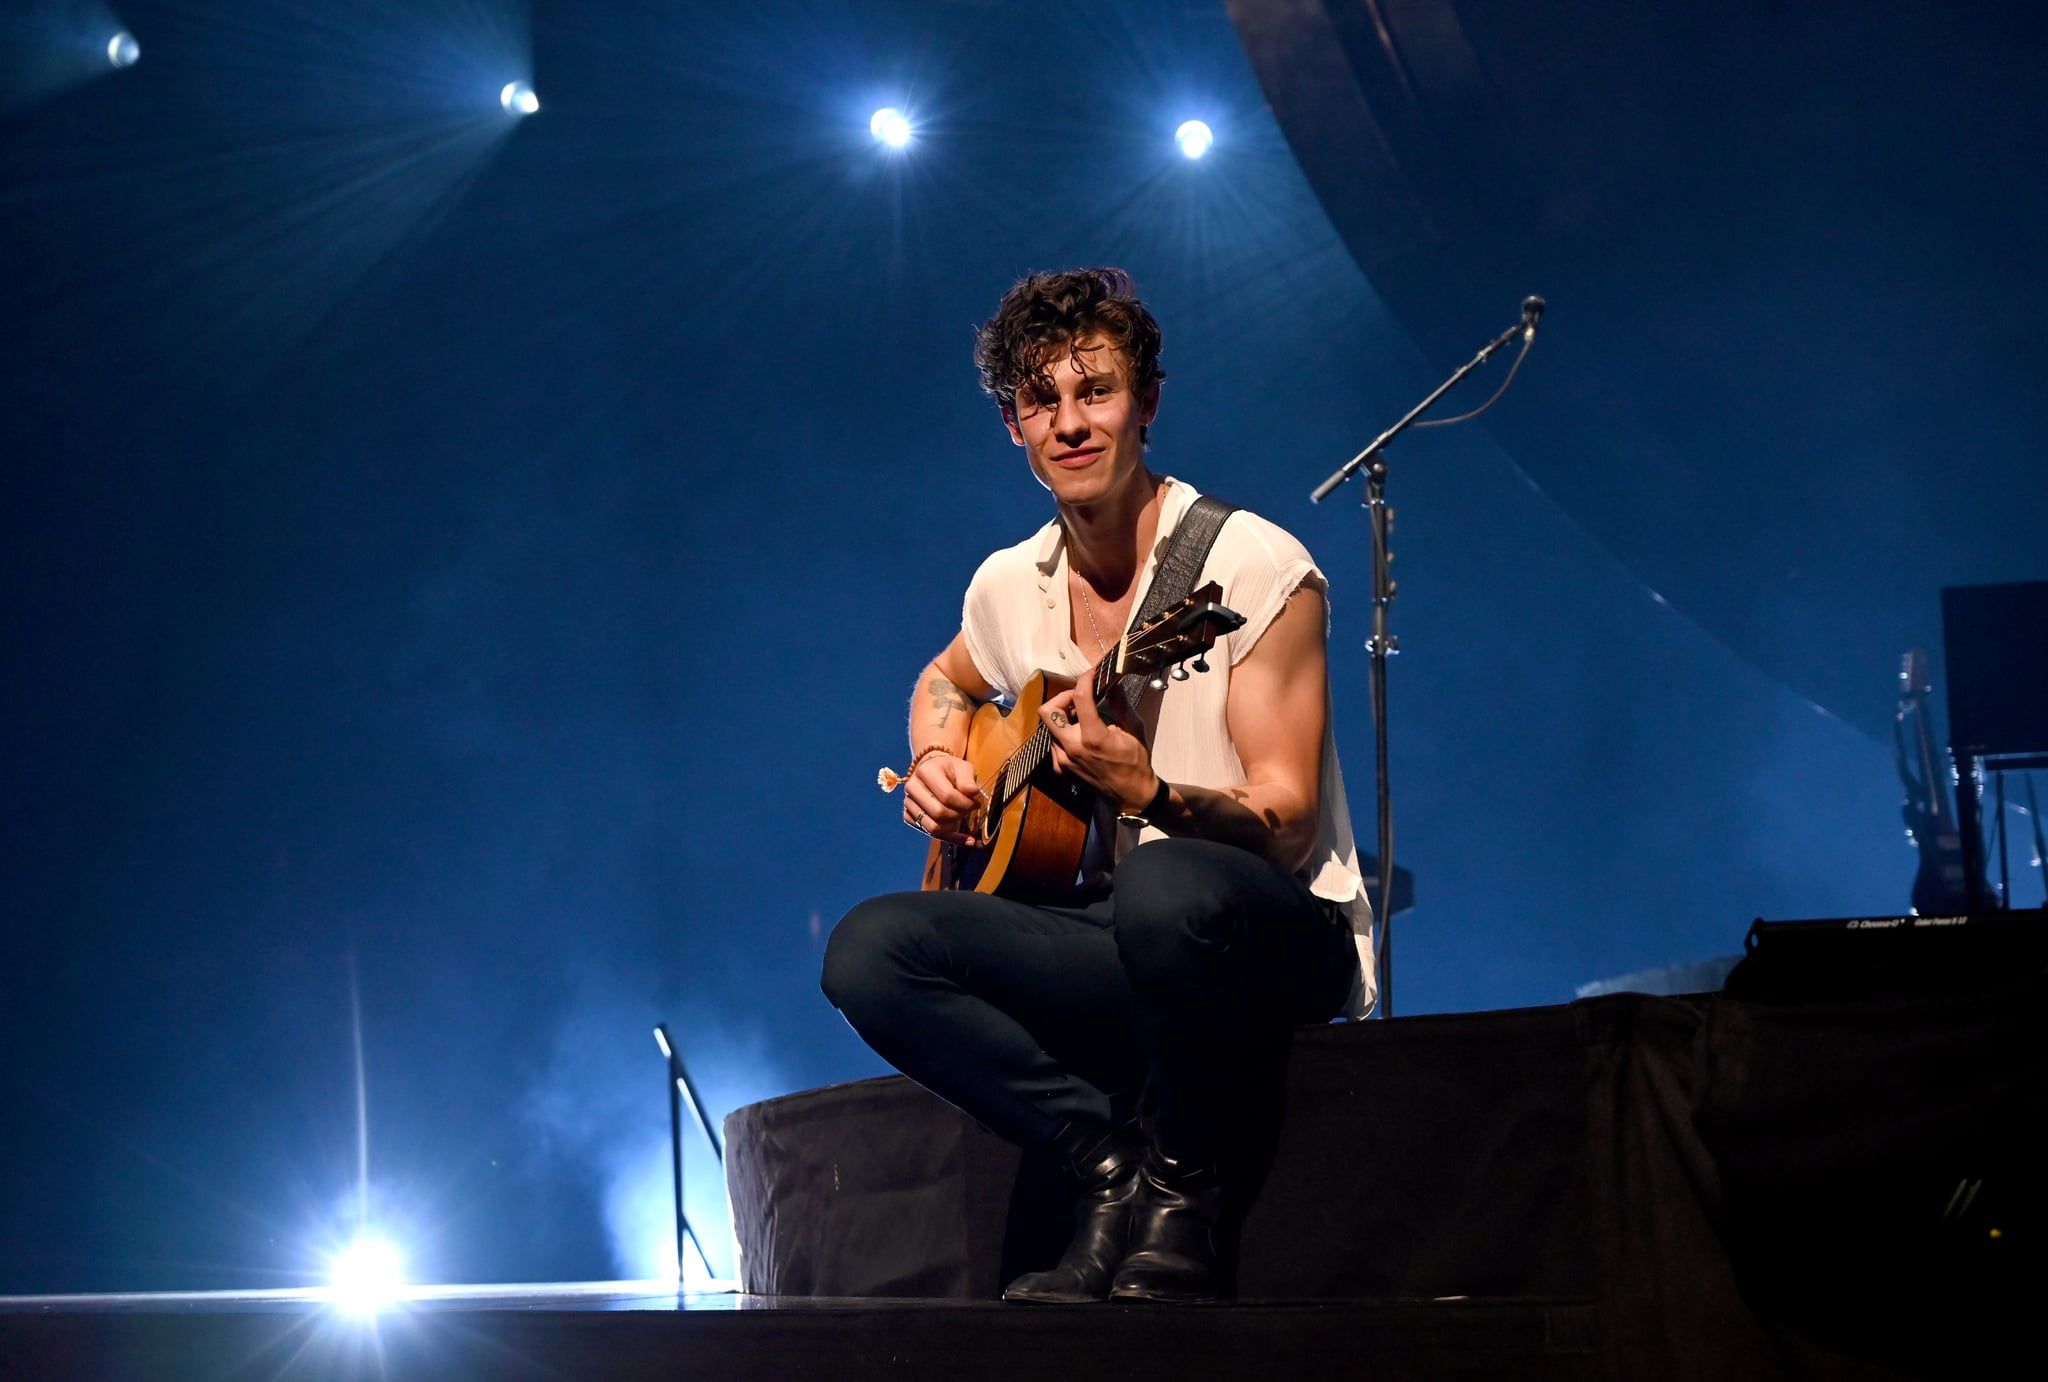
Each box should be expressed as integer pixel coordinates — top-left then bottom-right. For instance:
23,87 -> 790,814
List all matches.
1911,702 -> 1956,833
994,651 -> 1127,807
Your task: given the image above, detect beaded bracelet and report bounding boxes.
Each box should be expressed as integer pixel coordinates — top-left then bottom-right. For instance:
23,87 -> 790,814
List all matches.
876,745 -> 957,793
909,744 -> 955,772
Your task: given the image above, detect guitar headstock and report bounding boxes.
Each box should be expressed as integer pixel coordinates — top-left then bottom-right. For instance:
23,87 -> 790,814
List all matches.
1898,648 -> 1931,706
1115,580 -> 1246,689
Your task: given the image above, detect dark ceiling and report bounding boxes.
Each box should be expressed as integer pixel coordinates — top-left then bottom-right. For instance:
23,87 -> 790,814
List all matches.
1230,0 -> 2047,737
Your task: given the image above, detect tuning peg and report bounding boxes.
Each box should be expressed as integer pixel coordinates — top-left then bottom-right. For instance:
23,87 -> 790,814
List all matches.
1148,674 -> 1167,691
1192,655 -> 1210,674
1170,663 -> 1191,682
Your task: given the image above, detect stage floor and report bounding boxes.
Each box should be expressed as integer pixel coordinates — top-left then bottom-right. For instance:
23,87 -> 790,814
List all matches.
0,1279 -> 732,1315
0,1281 -> 1602,1380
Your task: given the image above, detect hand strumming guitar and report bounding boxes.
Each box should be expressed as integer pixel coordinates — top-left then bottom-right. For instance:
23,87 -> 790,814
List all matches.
903,752 -> 984,847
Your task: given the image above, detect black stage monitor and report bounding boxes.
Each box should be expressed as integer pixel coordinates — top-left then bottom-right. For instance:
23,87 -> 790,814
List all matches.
1724,909 -> 2048,1003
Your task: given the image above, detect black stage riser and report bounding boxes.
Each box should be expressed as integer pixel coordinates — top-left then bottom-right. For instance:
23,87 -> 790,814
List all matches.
1,1299 -> 1600,1382
727,987 -> 2044,1380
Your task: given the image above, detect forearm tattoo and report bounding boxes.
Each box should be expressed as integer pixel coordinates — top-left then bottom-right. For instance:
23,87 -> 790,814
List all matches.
926,676 -> 973,727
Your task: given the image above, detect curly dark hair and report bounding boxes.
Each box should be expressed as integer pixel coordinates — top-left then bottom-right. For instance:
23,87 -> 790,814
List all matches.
973,268 -> 1166,438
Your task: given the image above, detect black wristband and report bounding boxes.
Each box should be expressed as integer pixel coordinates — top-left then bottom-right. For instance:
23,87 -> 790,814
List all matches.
1116,777 -> 1172,827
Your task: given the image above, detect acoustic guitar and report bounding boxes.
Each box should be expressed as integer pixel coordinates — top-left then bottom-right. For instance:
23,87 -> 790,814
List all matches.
922,581 -> 1244,902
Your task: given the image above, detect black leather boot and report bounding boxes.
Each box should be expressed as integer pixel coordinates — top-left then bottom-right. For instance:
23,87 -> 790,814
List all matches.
1001,1123 -> 1143,1303
1106,1146 -> 1230,1303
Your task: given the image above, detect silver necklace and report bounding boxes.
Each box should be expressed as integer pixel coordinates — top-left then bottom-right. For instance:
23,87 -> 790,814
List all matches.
1075,574 -> 1114,655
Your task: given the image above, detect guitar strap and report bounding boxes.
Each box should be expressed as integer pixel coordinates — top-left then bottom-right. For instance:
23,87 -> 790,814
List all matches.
1115,493 -> 1238,718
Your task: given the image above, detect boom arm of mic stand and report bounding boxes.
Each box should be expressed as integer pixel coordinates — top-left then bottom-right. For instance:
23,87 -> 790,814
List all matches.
1310,318 -> 1528,504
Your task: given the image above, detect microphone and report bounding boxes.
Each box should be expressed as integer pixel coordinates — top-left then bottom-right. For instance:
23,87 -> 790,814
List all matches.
1521,295 -> 1545,340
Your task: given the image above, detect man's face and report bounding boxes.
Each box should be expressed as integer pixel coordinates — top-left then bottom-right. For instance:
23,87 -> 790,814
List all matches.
1004,335 -> 1159,507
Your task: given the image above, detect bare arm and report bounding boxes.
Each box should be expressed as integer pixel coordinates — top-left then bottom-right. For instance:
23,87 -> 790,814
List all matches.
902,632 -> 995,845
909,631 -> 993,759
1040,584 -> 1327,873
1158,583 -> 1326,871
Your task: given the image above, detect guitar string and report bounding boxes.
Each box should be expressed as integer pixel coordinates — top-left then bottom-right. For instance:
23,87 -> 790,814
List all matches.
990,624 -> 1171,813
981,587 -> 1215,816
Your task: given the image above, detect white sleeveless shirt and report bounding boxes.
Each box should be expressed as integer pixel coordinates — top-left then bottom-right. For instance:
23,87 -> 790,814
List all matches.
958,477 -> 1377,1019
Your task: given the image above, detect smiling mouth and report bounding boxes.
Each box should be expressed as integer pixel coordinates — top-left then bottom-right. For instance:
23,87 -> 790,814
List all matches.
1051,448 -> 1104,466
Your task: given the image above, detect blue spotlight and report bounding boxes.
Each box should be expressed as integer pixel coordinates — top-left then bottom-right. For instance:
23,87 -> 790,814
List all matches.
870,107 -> 912,150
1174,119 -> 1214,160
500,81 -> 539,117
106,32 -> 140,69
328,1237 -> 404,1315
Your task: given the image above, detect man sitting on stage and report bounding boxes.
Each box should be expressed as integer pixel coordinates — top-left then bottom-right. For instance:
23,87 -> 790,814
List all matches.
822,267 -> 1373,1303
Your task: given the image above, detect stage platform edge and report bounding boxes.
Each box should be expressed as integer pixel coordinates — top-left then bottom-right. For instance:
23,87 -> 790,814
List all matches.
0,1288 -> 1603,1381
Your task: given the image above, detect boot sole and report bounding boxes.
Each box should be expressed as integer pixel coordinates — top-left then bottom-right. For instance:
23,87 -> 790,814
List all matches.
1000,1289 -> 1110,1304
1106,1285 -> 1226,1304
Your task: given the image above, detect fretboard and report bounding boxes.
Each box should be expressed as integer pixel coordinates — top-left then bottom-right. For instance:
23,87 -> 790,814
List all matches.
993,644 -> 1126,807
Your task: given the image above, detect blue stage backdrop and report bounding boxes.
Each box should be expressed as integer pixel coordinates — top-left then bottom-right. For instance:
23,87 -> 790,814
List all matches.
1,0 -> 2038,1293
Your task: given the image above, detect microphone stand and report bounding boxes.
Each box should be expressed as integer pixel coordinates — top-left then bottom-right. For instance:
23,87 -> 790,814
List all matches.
653,1022 -> 725,1285
1312,302 -> 1539,1018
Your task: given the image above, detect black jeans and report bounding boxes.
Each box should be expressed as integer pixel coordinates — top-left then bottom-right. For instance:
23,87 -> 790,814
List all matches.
821,837 -> 1358,1166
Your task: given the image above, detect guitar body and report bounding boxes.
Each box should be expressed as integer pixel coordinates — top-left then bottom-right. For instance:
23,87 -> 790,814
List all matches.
923,671 -> 1097,902
905,581 -> 1242,902
1905,806 -> 1970,917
